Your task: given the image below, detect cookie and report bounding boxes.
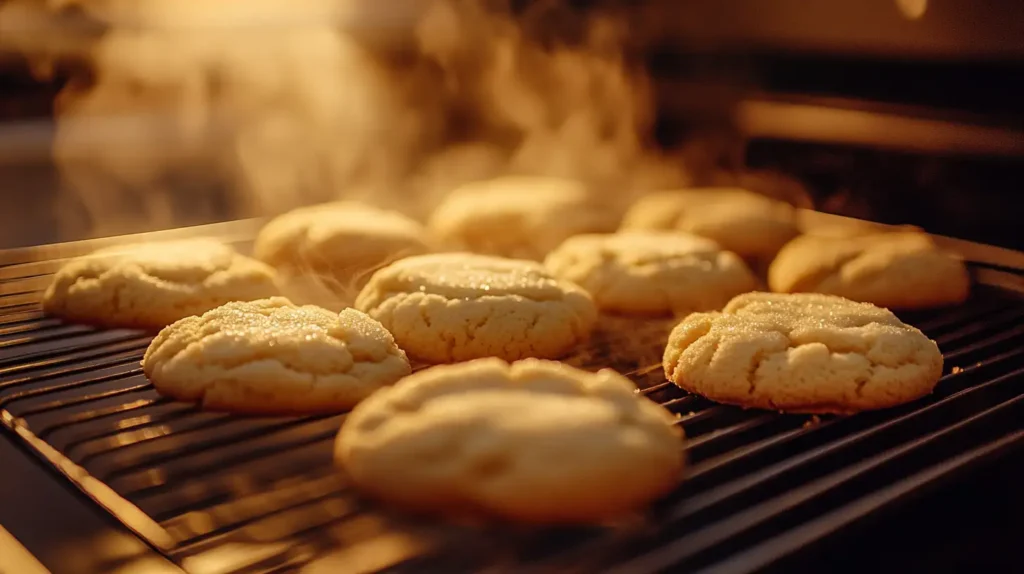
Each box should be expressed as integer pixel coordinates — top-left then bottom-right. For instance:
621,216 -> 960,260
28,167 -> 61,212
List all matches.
428,176 -> 619,260
620,188 -> 799,262
253,202 -> 434,310
768,231 -> 970,310
142,297 -> 411,413
544,231 -> 757,316
354,253 -> 597,363
663,292 -> 943,414
42,239 -> 279,329
335,358 -> 683,523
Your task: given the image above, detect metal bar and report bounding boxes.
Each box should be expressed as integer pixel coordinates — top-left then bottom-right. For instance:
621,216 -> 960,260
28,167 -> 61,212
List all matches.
0,318 -> 62,337
641,382 -> 674,396
37,397 -> 174,440
0,311 -> 45,328
159,470 -> 342,536
1,353 -> 148,392
0,369 -> 145,409
661,395 -> 701,412
16,383 -> 155,418
173,490 -> 352,555
607,392 -> 1024,573
665,363 -> 1024,525
933,307 -> 1024,347
699,431 -> 1024,574
943,324 -> 1024,364
121,429 -> 338,502
674,406 -> 734,429
0,302 -> 39,314
75,413 -> 239,465
0,326 -> 99,350
0,525 -> 50,574
147,454 -> 336,524
63,406 -> 199,459
684,414 -> 782,452
0,336 -> 149,373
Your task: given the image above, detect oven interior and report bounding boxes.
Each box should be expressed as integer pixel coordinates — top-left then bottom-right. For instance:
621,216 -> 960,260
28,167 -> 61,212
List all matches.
1,1 -> 1024,572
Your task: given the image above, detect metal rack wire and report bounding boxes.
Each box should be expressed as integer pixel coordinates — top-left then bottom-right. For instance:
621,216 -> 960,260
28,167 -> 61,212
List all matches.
2,239 -> 1023,573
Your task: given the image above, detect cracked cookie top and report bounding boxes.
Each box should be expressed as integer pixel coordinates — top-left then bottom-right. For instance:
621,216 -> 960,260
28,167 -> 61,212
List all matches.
142,297 -> 411,413
768,231 -> 970,310
43,239 -> 280,329
427,176 -> 620,260
663,292 -> 943,414
620,188 -> 799,262
335,358 -> 683,523
354,253 -> 597,363
544,231 -> 758,316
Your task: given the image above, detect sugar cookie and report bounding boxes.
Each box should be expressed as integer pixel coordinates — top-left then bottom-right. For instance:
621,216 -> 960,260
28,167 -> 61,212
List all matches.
621,188 -> 799,262
354,253 -> 597,363
142,297 -> 411,413
335,358 -> 683,523
428,176 -> 618,260
43,239 -> 279,329
768,231 -> 970,310
254,202 -> 433,310
544,231 -> 757,315
663,292 -> 943,414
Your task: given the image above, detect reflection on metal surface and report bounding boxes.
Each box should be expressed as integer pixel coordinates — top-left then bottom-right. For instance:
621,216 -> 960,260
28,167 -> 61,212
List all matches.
896,0 -> 928,20
0,525 -> 49,574
180,542 -> 297,574
3,415 -> 176,551
300,530 -> 432,574
0,218 -> 265,267
56,531 -> 182,574
798,208 -> 1024,272
737,99 -> 1024,156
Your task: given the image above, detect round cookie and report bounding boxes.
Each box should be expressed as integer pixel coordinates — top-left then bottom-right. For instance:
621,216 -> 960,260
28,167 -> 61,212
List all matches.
335,358 -> 683,523
620,188 -> 799,262
43,239 -> 279,329
253,201 -> 434,310
354,253 -> 597,363
428,176 -> 619,260
544,231 -> 758,316
663,292 -> 943,414
768,231 -> 970,310
142,297 -> 411,414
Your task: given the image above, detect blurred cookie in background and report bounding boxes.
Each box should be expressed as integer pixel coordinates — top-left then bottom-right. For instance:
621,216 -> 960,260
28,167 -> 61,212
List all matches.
545,230 -> 756,316
768,231 -> 970,310
428,176 -> 621,261
621,188 -> 799,266
254,201 -> 435,311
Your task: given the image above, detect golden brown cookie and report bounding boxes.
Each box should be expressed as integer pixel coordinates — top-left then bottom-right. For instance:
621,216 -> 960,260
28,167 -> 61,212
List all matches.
43,239 -> 279,329
663,292 -> 944,414
335,358 -> 683,523
768,231 -> 970,310
354,253 -> 598,364
544,231 -> 757,315
620,188 -> 799,262
428,176 -> 619,260
253,202 -> 434,310
142,297 -> 411,413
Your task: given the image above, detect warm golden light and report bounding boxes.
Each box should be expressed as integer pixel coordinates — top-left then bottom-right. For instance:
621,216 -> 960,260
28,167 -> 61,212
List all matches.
896,0 -> 928,20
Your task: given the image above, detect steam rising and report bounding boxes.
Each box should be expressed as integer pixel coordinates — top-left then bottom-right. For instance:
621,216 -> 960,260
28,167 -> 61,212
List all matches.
1,0 -> 689,237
